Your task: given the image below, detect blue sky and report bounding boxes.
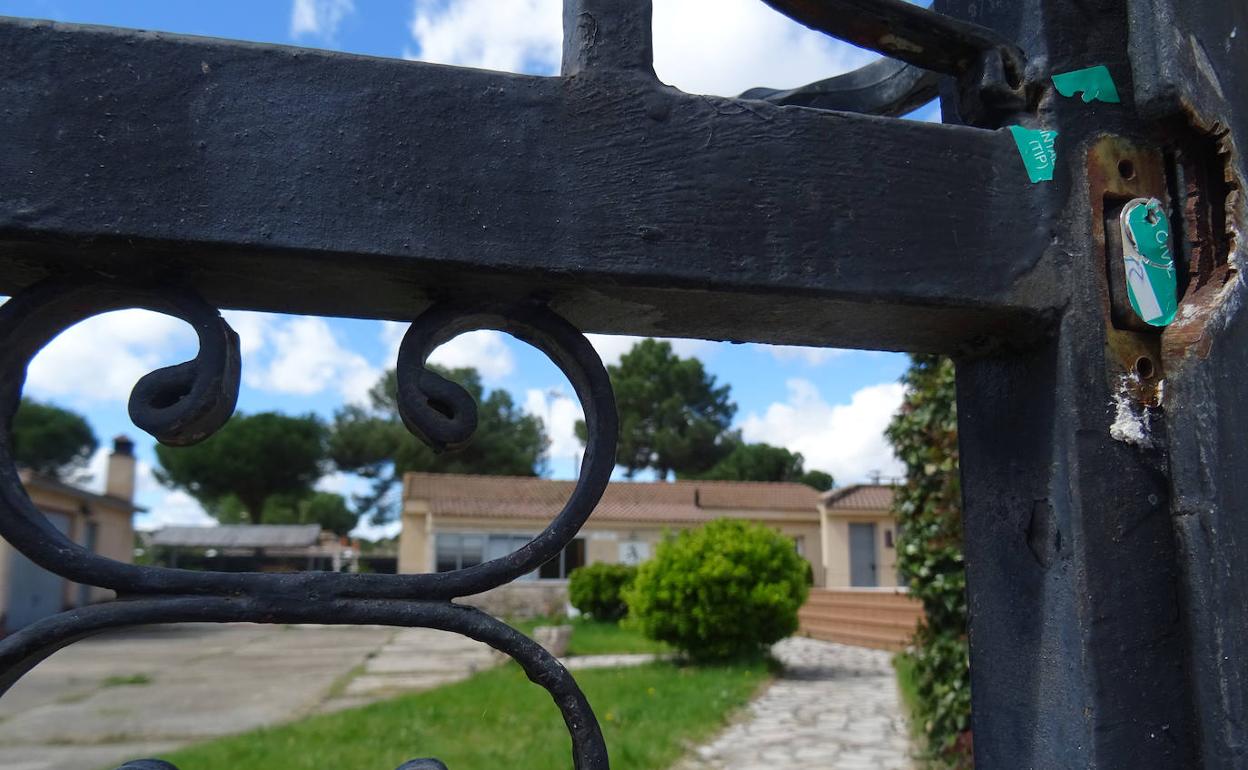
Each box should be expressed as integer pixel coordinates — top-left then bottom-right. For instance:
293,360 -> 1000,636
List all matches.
0,0 -> 917,535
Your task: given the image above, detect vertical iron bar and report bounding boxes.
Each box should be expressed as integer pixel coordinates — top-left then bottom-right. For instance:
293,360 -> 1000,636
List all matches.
561,0 -> 654,77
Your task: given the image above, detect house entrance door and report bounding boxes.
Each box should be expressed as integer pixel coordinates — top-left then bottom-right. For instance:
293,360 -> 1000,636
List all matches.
849,523 -> 878,588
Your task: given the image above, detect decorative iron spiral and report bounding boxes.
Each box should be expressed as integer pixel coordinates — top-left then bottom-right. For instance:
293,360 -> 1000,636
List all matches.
0,278 -> 616,769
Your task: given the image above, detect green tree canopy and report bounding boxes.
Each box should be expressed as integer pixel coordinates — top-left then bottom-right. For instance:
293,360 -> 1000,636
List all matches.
11,398 -> 98,480
216,490 -> 358,536
154,411 -> 327,525
329,366 -> 548,523
293,491 -> 357,536
577,339 -> 736,479
685,441 -> 834,491
798,469 -> 834,492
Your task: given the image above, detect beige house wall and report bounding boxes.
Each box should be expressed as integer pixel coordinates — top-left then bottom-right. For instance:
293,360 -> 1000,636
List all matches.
398,508 -> 824,585
86,505 -> 134,603
397,497 -> 432,575
819,506 -> 899,588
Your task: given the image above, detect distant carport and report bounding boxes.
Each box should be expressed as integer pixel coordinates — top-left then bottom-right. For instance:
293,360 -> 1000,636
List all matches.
147,525 -> 343,572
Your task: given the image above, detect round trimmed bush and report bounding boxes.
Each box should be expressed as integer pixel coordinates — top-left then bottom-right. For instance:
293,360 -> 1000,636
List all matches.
624,519 -> 810,660
568,562 -> 637,621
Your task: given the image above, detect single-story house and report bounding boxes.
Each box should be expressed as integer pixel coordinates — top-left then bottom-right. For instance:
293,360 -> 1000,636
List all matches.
0,436 -> 139,634
818,483 -> 900,588
399,472 -> 824,616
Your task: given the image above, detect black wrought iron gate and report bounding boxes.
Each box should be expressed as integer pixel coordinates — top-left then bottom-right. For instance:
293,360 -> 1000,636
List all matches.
0,0 -> 1243,768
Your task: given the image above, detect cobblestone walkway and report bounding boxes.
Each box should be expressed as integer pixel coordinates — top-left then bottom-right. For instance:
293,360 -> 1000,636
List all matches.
675,637 -> 913,770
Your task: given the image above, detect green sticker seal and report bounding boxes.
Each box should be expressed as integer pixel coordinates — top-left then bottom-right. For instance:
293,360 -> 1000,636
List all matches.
1008,125 -> 1058,183
1119,197 -> 1178,327
1051,65 -> 1121,104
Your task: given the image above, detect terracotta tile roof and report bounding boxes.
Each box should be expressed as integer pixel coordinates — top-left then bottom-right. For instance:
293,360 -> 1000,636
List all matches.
821,484 -> 896,512
404,473 -> 821,523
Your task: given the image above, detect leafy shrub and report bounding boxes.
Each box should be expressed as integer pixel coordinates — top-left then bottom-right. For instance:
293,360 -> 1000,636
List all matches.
568,563 -> 637,621
886,355 -> 971,769
624,519 -> 809,660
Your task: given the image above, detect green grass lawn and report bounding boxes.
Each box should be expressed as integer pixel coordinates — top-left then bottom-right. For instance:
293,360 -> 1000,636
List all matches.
893,652 -> 929,758
513,617 -> 672,656
156,660 -> 768,770
893,652 -> 920,720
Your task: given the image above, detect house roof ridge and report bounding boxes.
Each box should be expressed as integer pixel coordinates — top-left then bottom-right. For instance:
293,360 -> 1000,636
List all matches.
406,470 -> 820,490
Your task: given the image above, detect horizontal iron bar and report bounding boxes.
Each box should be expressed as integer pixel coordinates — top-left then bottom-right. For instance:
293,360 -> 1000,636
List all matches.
0,18 -> 1057,352
739,58 -> 942,117
761,0 -> 1025,81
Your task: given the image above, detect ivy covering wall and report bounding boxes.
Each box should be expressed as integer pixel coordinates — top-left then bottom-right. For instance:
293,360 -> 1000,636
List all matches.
886,355 -> 972,768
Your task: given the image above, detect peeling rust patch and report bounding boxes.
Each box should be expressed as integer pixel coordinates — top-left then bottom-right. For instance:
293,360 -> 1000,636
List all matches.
1088,136 -> 1169,406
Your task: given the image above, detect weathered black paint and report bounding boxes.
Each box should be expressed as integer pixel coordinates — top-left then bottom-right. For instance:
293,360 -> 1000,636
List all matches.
0,277 -> 617,769
0,0 -> 1244,768
943,0 -> 1246,768
1129,2 -> 1248,767
739,58 -> 942,119
762,0 -> 1024,81
0,16 -> 1055,353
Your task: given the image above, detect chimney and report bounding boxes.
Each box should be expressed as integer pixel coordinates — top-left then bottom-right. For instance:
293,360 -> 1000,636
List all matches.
106,435 -> 136,502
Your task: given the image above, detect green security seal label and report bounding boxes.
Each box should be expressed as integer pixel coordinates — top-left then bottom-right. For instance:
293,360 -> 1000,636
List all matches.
1051,65 -> 1121,104
1119,197 -> 1178,327
1008,125 -> 1058,183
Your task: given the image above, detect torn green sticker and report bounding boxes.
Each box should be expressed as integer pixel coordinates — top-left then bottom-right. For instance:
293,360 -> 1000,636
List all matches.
1120,197 -> 1178,326
1008,125 -> 1058,183
1051,65 -> 1121,103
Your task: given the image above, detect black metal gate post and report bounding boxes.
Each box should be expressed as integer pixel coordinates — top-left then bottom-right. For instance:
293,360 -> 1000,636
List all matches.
939,1 -> 1246,767
0,0 -> 1243,768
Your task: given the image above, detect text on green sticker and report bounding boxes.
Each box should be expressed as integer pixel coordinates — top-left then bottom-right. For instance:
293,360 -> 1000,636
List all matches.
1008,125 -> 1058,183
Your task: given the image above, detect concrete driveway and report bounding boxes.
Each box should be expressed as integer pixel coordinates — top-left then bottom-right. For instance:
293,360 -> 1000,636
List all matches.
0,623 -> 498,770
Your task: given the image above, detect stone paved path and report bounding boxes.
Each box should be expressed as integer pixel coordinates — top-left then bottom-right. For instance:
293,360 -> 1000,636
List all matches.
675,637 -> 913,770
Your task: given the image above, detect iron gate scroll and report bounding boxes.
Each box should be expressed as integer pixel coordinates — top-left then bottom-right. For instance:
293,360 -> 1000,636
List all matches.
0,0 -> 1244,768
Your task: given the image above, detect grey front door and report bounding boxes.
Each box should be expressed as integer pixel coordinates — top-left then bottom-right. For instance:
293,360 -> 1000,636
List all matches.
849,522 -> 878,588
6,511 -> 71,632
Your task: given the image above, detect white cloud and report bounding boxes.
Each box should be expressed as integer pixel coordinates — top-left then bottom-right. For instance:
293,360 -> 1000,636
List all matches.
290,0 -> 355,41
380,323 -> 515,382
585,334 -> 714,366
315,470 -> 371,497
26,310 -> 197,403
740,379 -> 904,484
430,331 -> 516,380
351,519 -> 402,542
221,310 -> 273,359
652,0 -> 877,96
380,320 -> 406,364
405,0 -> 563,74
82,446 -> 110,494
524,387 -> 584,461
404,0 -> 876,96
756,344 -> 850,366
244,316 -> 379,404
83,443 -> 209,532
135,489 -> 216,531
